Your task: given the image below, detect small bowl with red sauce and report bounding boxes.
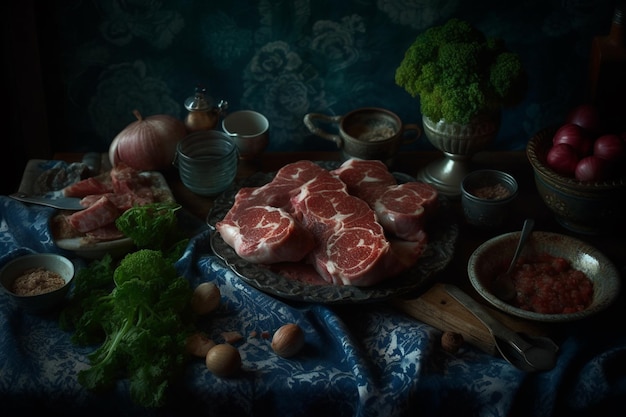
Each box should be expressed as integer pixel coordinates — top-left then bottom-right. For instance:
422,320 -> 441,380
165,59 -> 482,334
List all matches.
467,231 -> 620,322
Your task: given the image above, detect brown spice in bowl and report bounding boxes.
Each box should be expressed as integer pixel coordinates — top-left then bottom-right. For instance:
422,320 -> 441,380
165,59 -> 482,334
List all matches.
469,183 -> 512,200
358,126 -> 396,142
11,267 -> 66,296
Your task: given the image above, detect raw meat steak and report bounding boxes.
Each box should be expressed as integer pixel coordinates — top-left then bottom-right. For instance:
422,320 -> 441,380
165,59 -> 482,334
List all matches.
388,234 -> 428,269
68,195 -> 120,233
290,170 -> 392,286
63,176 -> 113,198
80,191 -> 150,211
217,159 -> 431,287
270,236 -> 429,286
331,159 -> 438,241
53,163 -> 174,243
110,163 -> 152,194
216,160 -> 324,263
331,159 -> 397,203
217,205 -> 315,264
372,182 -> 438,241
225,160 -> 326,215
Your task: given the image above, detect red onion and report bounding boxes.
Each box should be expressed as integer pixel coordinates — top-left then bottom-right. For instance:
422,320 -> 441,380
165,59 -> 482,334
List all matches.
109,110 -> 187,171
546,143 -> 579,176
593,134 -> 626,161
565,104 -> 602,135
552,124 -> 593,157
575,155 -> 610,181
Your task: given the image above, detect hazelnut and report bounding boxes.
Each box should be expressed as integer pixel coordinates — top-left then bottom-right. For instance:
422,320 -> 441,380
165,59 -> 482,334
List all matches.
191,282 -> 221,315
271,323 -> 305,358
205,343 -> 241,377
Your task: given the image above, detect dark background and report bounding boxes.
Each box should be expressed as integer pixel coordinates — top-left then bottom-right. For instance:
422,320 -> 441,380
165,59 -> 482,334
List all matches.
2,0 -> 619,195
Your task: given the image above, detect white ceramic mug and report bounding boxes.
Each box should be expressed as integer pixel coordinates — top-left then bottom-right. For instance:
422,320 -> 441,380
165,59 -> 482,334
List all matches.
222,110 -> 270,159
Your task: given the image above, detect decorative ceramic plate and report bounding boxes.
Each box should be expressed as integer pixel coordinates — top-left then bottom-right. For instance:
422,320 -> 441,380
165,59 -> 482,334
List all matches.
18,159 -> 175,259
207,161 -> 458,304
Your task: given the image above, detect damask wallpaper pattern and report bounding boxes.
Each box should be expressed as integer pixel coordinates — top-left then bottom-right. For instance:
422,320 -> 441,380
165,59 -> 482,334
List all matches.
52,0 -> 616,154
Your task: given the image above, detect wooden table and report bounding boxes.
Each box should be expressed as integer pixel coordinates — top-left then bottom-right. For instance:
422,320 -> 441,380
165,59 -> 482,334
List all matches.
55,150 -> 625,353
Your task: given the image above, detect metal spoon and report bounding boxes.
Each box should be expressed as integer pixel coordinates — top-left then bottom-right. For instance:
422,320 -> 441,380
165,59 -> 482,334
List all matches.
445,284 -> 558,372
493,218 -> 535,301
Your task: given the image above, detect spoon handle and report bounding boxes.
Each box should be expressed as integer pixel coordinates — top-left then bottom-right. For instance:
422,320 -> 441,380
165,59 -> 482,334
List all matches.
506,218 -> 535,274
444,284 -> 535,353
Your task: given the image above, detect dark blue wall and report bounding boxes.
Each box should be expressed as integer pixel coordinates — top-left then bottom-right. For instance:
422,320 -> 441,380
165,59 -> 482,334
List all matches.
46,0 -> 618,154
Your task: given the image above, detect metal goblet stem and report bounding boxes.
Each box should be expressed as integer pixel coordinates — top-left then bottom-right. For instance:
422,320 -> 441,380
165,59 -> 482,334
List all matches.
417,114 -> 501,197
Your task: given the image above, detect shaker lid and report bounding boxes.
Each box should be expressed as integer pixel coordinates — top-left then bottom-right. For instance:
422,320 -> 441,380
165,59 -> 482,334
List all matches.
184,85 -> 212,111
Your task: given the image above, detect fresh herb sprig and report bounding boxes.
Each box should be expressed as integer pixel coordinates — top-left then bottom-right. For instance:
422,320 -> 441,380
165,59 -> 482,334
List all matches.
115,202 -> 186,252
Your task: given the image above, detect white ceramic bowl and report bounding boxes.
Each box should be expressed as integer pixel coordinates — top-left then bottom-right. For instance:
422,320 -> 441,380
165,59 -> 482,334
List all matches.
0,253 -> 75,314
467,231 -> 621,322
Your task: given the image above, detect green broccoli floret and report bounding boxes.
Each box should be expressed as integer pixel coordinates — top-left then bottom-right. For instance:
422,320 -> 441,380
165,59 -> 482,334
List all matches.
62,249 -> 195,408
113,248 -> 177,286
489,52 -> 527,104
395,18 -> 526,124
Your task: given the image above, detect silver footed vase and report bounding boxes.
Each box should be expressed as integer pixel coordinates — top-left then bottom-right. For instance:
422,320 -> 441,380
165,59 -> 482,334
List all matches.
417,113 -> 501,197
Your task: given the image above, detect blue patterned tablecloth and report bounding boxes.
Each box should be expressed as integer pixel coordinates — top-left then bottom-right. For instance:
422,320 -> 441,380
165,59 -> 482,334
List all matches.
1,195 -> 625,417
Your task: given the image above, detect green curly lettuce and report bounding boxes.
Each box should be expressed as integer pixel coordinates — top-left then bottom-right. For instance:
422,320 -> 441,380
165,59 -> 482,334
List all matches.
60,249 -> 195,408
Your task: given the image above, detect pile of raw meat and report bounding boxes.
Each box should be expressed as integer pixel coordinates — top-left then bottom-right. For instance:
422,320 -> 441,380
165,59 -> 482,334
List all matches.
216,159 -> 438,287
51,163 -> 173,243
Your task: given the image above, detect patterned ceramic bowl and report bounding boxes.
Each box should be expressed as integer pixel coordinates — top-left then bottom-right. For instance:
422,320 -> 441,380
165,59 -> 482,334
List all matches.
468,231 -> 621,322
0,253 -> 75,314
526,127 -> 626,235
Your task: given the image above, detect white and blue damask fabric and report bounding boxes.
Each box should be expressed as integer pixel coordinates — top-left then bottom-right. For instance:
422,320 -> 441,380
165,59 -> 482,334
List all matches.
1,195 -> 625,417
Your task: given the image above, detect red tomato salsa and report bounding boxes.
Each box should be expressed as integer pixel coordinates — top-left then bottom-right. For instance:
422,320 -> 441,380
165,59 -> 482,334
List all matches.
503,253 -> 594,314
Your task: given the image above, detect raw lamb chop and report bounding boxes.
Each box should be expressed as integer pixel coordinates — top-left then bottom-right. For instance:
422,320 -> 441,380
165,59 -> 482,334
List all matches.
331,159 -> 438,241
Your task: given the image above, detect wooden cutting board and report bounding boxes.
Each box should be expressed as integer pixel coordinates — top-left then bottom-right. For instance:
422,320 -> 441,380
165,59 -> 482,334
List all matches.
391,283 -> 549,355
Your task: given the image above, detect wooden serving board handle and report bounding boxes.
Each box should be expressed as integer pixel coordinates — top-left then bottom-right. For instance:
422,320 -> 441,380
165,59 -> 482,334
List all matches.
391,283 -> 547,355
